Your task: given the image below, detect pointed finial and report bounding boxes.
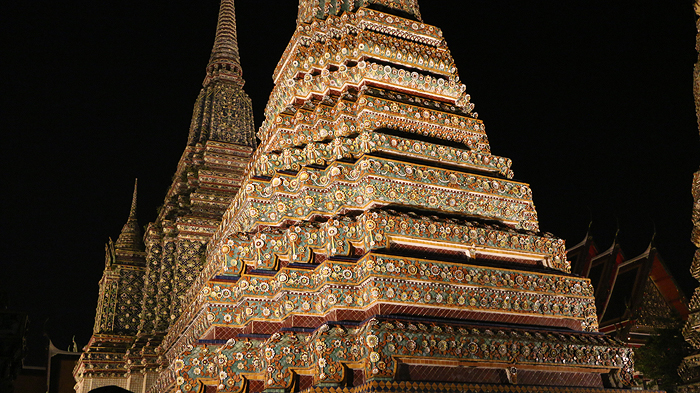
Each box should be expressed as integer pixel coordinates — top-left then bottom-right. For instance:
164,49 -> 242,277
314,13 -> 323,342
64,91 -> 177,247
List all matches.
129,178 -> 138,219
204,0 -> 244,86
115,179 -> 144,251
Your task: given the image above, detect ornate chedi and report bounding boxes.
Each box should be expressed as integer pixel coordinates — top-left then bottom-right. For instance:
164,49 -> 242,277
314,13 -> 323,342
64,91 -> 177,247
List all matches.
139,1 -> 653,393
75,181 -> 148,390
679,1 -> 700,390
73,0 -> 256,391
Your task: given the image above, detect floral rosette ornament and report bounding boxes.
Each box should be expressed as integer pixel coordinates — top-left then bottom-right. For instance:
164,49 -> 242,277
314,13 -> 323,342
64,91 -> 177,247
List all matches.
262,332 -> 310,390
310,324 -> 358,385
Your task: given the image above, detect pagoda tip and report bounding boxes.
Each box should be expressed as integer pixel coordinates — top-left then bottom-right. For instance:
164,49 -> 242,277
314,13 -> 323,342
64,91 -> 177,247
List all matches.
129,178 -> 138,219
205,0 -> 243,86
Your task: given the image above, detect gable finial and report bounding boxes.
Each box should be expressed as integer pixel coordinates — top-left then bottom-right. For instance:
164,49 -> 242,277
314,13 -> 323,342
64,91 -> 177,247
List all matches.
586,206 -> 593,235
648,219 -> 657,250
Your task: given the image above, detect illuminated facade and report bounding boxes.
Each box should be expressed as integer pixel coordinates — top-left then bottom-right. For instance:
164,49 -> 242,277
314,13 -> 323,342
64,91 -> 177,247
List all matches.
678,3 -> 700,391
76,1 -> 653,392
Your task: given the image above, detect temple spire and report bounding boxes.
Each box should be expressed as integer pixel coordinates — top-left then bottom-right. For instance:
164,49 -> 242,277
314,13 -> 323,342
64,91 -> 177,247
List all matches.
115,179 -> 143,251
204,0 -> 244,87
188,0 -> 256,147
128,178 -> 138,219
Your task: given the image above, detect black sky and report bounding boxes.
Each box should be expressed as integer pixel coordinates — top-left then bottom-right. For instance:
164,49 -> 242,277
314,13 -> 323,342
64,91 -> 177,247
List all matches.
1,0 -> 697,364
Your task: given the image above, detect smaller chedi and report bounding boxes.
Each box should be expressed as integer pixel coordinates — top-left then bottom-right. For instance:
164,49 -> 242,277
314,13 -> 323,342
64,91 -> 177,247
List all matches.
76,1 -> 659,393
74,0 -> 256,389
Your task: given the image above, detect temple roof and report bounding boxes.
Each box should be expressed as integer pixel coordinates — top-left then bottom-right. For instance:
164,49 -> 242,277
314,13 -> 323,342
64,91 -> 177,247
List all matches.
114,179 -> 143,251
568,231 -> 689,335
566,230 -> 597,277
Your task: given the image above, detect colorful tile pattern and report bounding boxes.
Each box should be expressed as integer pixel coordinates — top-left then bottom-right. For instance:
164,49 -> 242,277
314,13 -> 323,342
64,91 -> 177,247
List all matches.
78,1 -> 653,393
157,4 -> 638,392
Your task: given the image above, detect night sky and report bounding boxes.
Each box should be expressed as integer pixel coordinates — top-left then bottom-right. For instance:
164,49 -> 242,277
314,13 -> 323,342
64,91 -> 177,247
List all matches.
2,0 -> 697,364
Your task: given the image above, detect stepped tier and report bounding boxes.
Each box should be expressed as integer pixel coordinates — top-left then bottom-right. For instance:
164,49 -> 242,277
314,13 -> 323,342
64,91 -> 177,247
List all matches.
251,130 -> 512,180
221,156 -> 537,235
161,318 -> 631,393
165,247 -> 596,356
